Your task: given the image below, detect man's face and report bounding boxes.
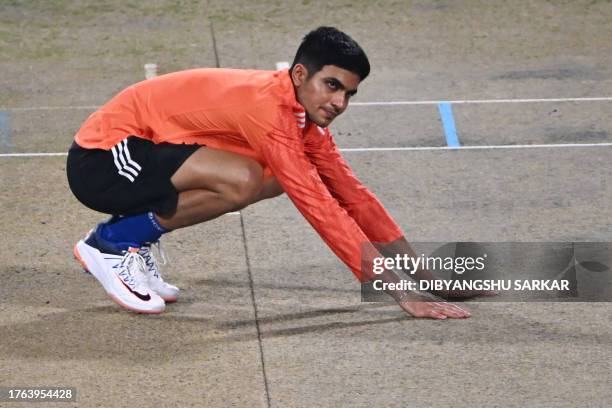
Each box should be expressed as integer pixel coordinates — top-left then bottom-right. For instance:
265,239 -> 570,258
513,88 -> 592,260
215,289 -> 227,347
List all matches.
291,64 -> 361,128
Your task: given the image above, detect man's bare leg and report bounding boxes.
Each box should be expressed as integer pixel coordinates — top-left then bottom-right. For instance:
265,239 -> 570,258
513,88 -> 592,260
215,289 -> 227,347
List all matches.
156,147 -> 283,230
254,175 -> 284,202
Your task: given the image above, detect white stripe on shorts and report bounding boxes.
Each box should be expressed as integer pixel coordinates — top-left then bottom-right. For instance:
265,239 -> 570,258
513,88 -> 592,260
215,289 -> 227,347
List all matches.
115,141 -> 139,177
110,139 -> 141,182
121,139 -> 142,171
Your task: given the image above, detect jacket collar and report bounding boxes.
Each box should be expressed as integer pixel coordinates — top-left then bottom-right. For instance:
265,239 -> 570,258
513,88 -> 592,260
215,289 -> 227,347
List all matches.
277,69 -> 326,135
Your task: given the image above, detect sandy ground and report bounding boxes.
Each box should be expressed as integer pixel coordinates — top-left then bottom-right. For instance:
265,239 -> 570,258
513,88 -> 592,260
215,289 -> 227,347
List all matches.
1,1 -> 611,407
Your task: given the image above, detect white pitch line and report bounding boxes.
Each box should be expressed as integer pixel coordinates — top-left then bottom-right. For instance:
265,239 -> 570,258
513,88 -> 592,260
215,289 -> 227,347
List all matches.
341,142 -> 612,152
2,142 -> 612,158
351,97 -> 612,106
0,152 -> 68,157
2,105 -> 99,111
2,96 -> 612,111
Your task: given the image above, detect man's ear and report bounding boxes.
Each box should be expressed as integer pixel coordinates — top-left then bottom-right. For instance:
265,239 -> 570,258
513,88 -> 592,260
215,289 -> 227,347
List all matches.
291,63 -> 309,87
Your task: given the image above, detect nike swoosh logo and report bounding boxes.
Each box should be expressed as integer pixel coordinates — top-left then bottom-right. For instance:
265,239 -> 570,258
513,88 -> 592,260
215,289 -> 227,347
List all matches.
118,278 -> 151,301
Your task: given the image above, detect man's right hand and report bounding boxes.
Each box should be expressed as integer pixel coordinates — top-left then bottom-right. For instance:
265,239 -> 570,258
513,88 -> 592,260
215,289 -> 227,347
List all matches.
397,298 -> 471,320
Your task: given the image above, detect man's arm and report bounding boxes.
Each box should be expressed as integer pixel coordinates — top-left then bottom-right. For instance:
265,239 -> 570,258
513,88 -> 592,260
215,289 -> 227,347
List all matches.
303,128 -> 403,244
243,110 -> 381,281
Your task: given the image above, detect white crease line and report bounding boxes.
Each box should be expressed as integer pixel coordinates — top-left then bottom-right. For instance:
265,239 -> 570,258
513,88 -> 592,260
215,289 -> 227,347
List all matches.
0,152 -> 68,157
1,106 -> 99,111
2,96 -> 612,111
341,143 -> 612,151
351,97 -> 612,106
2,142 -> 612,158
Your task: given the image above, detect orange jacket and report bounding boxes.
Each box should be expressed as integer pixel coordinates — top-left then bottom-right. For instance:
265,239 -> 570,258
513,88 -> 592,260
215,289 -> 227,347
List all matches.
76,68 -> 403,280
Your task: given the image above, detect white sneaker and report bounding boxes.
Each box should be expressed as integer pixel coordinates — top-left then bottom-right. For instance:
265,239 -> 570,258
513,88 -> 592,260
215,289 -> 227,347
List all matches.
139,241 -> 180,302
73,224 -> 165,314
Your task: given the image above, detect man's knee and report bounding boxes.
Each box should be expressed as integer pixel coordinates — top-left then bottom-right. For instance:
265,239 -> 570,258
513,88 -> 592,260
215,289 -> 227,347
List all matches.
224,161 -> 263,208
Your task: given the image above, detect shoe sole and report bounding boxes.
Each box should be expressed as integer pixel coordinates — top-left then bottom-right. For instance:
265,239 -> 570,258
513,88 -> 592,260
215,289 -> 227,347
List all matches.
74,241 -> 164,314
73,244 -> 91,274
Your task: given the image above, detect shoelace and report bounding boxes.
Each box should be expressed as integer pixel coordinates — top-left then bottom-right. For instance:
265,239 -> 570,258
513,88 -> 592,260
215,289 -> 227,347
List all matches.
117,249 -> 148,290
139,242 -> 169,279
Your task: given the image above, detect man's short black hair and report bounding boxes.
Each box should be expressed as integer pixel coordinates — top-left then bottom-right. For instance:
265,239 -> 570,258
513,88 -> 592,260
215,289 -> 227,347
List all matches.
291,26 -> 370,81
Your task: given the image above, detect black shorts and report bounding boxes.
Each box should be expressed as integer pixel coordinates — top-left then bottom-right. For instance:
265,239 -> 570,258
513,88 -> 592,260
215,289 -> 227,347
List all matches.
67,136 -> 200,216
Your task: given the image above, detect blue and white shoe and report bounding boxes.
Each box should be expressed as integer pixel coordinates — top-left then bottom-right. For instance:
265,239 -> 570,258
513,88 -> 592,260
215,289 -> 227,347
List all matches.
73,224 -> 165,314
139,241 -> 180,303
